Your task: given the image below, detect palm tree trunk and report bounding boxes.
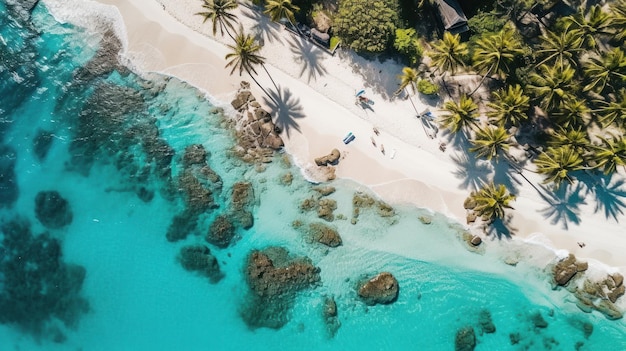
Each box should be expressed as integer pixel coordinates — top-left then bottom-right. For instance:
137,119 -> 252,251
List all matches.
248,71 -> 277,105
261,63 -> 280,93
469,63 -> 495,97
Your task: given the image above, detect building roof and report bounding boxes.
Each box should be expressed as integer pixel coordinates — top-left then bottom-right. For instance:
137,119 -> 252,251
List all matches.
435,0 -> 469,34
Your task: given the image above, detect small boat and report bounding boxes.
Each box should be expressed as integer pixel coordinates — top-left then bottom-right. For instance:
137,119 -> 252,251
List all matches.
343,132 -> 354,144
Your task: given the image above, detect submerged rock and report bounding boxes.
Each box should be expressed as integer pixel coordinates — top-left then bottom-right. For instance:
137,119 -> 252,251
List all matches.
33,129 -> 54,161
34,191 -> 73,229
178,244 -> 222,283
323,296 -> 340,338
206,215 -> 235,248
0,145 -> 18,207
530,311 -> 548,328
308,222 -> 342,247
357,272 -> 399,306
166,211 -> 198,242
478,309 -> 496,334
455,326 -> 476,351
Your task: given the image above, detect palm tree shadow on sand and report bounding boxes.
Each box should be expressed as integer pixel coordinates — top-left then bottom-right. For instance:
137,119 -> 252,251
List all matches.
484,214 -> 517,239
586,175 -> 626,222
241,7 -> 283,44
262,85 -> 306,138
451,152 -> 491,191
539,182 -> 587,230
288,36 -> 327,83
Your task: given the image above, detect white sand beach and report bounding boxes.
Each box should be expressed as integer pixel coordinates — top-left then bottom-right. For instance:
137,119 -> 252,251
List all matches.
44,0 -> 626,276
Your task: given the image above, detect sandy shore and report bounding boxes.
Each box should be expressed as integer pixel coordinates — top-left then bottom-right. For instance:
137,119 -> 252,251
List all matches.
43,0 -> 626,275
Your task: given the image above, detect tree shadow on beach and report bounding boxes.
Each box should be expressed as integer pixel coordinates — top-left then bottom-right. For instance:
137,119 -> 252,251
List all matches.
262,85 -> 306,138
492,159 -> 522,194
241,8 -> 283,44
288,37 -> 327,83
538,182 -> 587,230
584,174 -> 626,222
451,152 -> 491,191
484,215 -> 517,240
336,50 -> 401,101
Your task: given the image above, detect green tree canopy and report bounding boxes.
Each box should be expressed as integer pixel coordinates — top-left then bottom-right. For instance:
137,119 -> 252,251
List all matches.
470,125 -> 512,161
394,28 -> 423,66
334,0 -> 399,53
486,84 -> 530,128
528,62 -> 579,113
594,136 -> 626,175
469,182 -> 516,222
472,26 -> 524,80
427,32 -> 468,75
582,47 -> 626,94
196,0 -> 239,38
439,95 -> 478,134
264,0 -> 299,24
534,145 -> 585,186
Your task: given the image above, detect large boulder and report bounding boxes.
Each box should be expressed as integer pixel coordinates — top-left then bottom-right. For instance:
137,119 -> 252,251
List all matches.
357,272 -> 399,305
308,222 -> 342,247
183,144 -> 207,167
178,244 -> 222,283
315,149 -> 341,166
206,215 -> 235,248
553,254 -> 587,286
34,191 -> 73,229
478,309 -> 496,334
455,326 -> 476,351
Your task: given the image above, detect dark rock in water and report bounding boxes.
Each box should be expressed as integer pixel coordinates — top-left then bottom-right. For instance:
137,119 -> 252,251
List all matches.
231,182 -> 255,229
314,149 -> 340,166
552,253 -> 587,286
595,300 -> 623,320
166,211 -> 198,242
241,247 -> 320,329
313,186 -> 335,196
33,129 -> 54,161
73,29 -> 123,84
0,218 -> 89,337
455,326 -> 476,351
509,332 -> 521,345
178,244 -> 222,283
308,222 -> 342,247
470,235 -> 482,246
357,272 -> 399,306
206,215 -> 235,248
35,191 -> 73,229
323,296 -> 340,338
0,145 -> 18,207
530,311 -> 548,328
317,198 -> 337,222
478,309 -> 496,333
178,169 -> 217,214
183,144 -> 208,167
136,186 -> 154,202
583,321 -> 593,338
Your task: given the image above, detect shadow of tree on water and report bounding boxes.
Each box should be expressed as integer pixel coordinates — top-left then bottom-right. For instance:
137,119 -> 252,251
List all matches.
262,85 -> 306,138
288,37 -> 327,83
539,182 -> 587,230
241,8 -> 283,44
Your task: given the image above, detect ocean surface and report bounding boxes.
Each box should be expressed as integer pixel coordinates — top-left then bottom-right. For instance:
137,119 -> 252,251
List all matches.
0,1 -> 625,350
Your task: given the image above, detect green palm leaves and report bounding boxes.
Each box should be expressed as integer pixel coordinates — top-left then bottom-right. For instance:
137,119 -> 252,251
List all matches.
395,67 -> 419,95
528,62 -> 578,112
470,126 -> 512,161
196,0 -> 239,38
535,30 -> 584,67
439,95 -> 478,133
427,32 -> 468,75
472,27 -> 524,79
562,5 -> 613,50
264,0 -> 300,24
534,146 -> 585,185
486,84 -> 530,128
468,183 -> 515,222
594,89 -> 626,127
582,48 -> 626,94
595,136 -> 626,175
225,28 -> 265,76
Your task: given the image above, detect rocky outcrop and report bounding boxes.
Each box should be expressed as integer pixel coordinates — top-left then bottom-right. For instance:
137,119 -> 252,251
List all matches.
530,311 -> 548,328
178,244 -> 222,283
573,274 -> 625,320
323,296 -> 340,338
230,82 -> 284,163
34,191 -> 73,229
308,222 -> 342,247
33,129 -> 54,161
478,309 -> 496,334
313,186 -> 336,196
166,210 -> 198,242
317,198 -> 337,221
470,235 -> 482,246
314,149 -> 340,166
357,272 -> 399,306
206,215 -> 236,248
552,254 -> 588,286
231,181 -> 255,229
242,247 -> 320,329
455,326 -> 476,351
351,192 -> 395,223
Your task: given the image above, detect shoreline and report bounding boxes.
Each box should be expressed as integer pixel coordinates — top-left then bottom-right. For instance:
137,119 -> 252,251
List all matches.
42,0 -> 625,289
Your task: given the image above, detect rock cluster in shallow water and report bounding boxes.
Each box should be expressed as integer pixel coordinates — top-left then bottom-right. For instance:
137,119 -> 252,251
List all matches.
357,272 -> 399,306
178,244 -> 222,283
455,326 -> 476,351
323,296 -> 340,338
35,191 -> 73,229
241,247 -> 320,329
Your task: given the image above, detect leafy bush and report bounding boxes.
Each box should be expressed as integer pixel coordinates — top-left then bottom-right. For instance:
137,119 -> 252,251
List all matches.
418,79 -> 438,95
394,28 -> 423,65
334,0 -> 400,53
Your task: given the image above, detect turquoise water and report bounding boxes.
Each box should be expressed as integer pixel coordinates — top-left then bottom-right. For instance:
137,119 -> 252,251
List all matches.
1,2 -> 625,350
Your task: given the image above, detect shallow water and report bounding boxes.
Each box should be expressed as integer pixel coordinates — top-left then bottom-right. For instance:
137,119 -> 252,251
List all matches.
0,2 -> 625,350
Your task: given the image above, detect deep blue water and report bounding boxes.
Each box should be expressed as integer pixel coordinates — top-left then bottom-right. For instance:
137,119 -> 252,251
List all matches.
0,1 -> 625,350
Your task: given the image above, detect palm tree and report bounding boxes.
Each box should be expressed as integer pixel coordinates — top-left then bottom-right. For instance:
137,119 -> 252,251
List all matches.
549,97 -> 589,129
562,5 -> 614,50
470,125 -> 512,161
594,88 -> 626,127
535,30 -> 584,68
427,32 -> 468,75
534,145 -> 585,186
486,84 -> 530,128
594,136 -> 626,175
611,0 -> 626,40
225,28 -> 274,100
264,0 -> 300,30
548,127 -> 590,156
196,0 -> 239,40
439,95 -> 479,134
527,62 -> 579,113
582,47 -> 626,94
395,67 -> 420,115
470,26 -> 524,95
469,182 -> 516,222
